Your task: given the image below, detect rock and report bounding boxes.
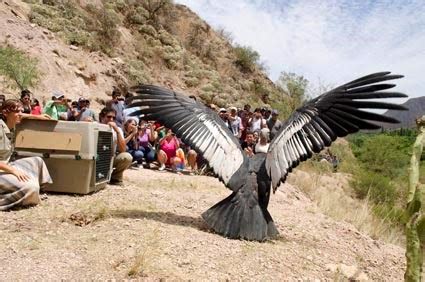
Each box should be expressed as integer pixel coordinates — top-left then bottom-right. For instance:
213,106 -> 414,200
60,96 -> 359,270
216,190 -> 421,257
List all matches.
25,33 -> 33,40
339,264 -> 357,278
70,45 -> 79,51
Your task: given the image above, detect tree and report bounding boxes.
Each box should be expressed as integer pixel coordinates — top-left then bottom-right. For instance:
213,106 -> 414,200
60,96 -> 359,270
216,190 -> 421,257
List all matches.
0,46 -> 40,90
275,71 -> 309,112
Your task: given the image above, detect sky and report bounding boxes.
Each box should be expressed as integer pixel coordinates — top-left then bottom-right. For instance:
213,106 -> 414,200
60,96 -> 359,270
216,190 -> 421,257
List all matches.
175,0 -> 425,100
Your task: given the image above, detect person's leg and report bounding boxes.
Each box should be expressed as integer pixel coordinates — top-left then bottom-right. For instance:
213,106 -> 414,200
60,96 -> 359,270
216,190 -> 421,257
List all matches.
145,147 -> 156,162
111,152 -> 132,184
187,149 -> 198,171
157,149 -> 167,170
171,156 -> 183,172
132,149 -> 145,164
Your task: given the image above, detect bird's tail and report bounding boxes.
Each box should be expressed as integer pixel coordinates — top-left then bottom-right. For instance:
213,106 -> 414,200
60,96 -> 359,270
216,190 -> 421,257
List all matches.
202,185 -> 279,241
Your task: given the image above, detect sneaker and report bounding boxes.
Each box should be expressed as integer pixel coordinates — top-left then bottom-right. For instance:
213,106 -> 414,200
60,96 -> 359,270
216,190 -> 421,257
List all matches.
109,179 -> 124,186
158,164 -> 166,171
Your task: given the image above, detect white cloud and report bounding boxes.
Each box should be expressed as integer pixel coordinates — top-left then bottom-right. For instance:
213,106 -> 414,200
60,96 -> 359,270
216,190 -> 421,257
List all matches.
175,0 -> 425,99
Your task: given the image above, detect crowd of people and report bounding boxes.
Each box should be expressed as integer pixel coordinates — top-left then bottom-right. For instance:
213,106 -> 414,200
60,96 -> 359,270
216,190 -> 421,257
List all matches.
0,88 -> 283,211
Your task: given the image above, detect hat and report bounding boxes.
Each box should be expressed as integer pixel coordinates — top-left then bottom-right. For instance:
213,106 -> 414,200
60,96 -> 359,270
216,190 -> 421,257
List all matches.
125,116 -> 139,125
219,108 -> 227,113
271,109 -> 279,115
78,97 -> 88,103
52,90 -> 64,99
229,106 -> 237,112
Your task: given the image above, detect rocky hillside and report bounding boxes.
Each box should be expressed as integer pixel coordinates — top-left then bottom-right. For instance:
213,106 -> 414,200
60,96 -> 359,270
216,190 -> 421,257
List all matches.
0,0 -> 289,113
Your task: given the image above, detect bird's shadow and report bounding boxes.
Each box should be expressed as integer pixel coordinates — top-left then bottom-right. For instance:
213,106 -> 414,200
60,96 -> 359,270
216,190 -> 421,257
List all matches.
109,209 -> 210,232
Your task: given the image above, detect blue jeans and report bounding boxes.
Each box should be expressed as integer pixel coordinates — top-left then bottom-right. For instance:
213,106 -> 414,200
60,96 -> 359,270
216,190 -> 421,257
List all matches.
139,146 -> 156,162
128,149 -> 145,164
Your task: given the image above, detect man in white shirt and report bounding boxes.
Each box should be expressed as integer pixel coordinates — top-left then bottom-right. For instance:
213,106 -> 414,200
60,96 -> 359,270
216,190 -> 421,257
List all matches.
248,107 -> 266,133
99,107 -> 132,185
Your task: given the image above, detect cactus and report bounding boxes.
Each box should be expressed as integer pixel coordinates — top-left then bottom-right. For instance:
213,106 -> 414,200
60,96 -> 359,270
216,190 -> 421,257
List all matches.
405,116 -> 425,281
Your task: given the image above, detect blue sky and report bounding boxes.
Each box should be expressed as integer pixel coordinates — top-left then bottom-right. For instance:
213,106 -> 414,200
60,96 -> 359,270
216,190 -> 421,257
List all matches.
175,0 -> 425,99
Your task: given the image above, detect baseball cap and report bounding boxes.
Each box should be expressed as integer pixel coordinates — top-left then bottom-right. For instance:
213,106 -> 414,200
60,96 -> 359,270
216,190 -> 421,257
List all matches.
52,90 -> 64,99
78,97 -> 88,103
219,108 -> 227,113
271,109 -> 279,115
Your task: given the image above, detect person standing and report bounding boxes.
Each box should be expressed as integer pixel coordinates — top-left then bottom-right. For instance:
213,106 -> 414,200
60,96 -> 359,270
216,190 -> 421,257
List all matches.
267,109 -> 282,140
228,106 -> 243,138
20,89 -> 32,114
106,89 -> 126,128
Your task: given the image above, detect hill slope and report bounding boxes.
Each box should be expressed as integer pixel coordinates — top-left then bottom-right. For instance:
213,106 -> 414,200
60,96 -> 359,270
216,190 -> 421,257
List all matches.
0,0 -> 289,113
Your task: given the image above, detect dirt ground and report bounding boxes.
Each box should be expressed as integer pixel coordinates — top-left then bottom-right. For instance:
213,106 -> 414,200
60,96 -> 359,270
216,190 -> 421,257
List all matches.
0,168 -> 405,280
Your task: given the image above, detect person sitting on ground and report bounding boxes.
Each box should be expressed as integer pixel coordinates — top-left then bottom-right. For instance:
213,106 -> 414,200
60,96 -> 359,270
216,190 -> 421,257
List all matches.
179,141 -> 198,173
255,128 -> 270,154
20,89 -> 32,114
137,120 -> 157,164
43,91 -> 71,120
106,89 -> 126,128
73,97 -> 97,122
157,128 -> 184,172
0,99 -> 53,211
241,131 -> 256,157
123,117 -> 144,166
30,98 -> 42,115
99,107 -> 132,185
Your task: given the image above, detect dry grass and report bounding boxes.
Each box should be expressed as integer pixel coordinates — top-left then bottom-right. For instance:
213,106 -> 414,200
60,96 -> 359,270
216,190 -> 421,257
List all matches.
127,228 -> 161,277
288,169 -> 404,245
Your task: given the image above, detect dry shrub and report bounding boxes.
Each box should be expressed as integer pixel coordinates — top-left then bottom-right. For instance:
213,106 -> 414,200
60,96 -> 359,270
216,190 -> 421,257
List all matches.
288,170 -> 404,245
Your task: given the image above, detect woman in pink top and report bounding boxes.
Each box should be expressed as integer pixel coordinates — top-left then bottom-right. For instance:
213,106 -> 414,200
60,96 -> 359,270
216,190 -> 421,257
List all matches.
30,98 -> 42,115
157,128 -> 184,171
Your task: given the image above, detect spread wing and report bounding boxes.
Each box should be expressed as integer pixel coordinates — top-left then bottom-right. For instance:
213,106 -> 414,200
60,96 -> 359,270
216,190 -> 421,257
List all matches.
266,71 -> 408,189
128,85 -> 246,189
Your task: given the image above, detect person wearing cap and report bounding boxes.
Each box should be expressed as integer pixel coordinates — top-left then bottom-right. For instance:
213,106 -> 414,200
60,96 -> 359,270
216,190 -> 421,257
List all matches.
43,91 -> 71,120
267,109 -> 282,140
218,108 -> 230,128
106,89 -> 126,128
228,106 -> 243,138
71,97 -> 97,122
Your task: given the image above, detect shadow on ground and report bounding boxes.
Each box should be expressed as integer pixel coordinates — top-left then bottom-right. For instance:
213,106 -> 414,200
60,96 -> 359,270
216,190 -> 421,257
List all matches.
110,209 -> 210,232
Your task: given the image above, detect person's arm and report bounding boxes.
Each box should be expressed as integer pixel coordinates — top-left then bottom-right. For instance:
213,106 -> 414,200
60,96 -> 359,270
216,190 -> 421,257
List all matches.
0,162 -> 30,182
20,113 -> 52,120
174,137 -> 180,149
109,122 -> 126,153
124,125 -> 138,144
148,125 -> 156,142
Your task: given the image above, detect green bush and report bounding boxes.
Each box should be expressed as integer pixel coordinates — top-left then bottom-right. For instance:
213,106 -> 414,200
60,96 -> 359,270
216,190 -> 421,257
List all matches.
349,133 -> 412,179
233,45 -> 260,73
351,170 -> 396,204
0,46 -> 40,90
